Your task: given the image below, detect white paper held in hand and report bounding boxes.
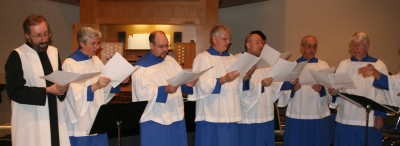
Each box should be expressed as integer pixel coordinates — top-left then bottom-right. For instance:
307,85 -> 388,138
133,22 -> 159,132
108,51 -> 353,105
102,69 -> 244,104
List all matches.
167,66 -> 213,86
309,68 -> 355,89
227,52 -> 259,76
299,67 -> 335,86
285,61 -> 307,82
101,52 -> 135,87
256,44 -> 291,67
267,58 -> 297,82
41,70 -> 100,85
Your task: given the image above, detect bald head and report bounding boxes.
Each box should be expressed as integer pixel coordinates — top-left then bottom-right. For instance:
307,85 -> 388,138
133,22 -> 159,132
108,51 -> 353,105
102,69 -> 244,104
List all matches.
149,31 -> 169,58
300,35 -> 318,60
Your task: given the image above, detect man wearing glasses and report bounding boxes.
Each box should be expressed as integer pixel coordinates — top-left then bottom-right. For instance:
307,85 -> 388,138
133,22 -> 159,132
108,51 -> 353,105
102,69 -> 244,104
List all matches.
131,30 -> 196,146
279,35 -> 332,146
5,14 -> 70,146
328,32 -> 389,146
188,25 -> 241,146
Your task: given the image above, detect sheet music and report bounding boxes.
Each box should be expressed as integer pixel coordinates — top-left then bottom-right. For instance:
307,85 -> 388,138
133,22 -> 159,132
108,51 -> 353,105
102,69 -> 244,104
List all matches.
299,68 -> 316,86
300,67 -> 335,86
329,73 -> 356,89
167,66 -> 213,86
309,69 -> 355,89
285,62 -> 307,81
267,58 -> 297,82
102,52 -> 136,87
256,44 -> 291,67
227,52 -> 260,76
41,70 -> 100,85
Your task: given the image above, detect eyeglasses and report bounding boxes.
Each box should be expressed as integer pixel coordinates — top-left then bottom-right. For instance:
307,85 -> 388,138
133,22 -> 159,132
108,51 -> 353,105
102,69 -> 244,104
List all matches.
87,42 -> 102,47
30,32 -> 51,39
215,35 -> 231,41
153,43 -> 170,49
303,44 -> 318,49
350,43 -> 367,49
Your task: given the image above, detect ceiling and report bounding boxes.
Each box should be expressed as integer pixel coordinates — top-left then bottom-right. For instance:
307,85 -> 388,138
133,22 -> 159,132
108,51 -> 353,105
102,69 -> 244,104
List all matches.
48,0 -> 268,8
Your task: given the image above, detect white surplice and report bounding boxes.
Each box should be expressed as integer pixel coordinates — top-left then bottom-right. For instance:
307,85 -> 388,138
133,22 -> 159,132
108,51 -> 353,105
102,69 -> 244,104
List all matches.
331,59 -> 389,126
278,60 -> 331,119
12,44 -> 70,146
188,51 -> 242,123
62,56 -> 113,136
239,66 -> 283,124
385,73 -> 400,109
131,56 -> 184,125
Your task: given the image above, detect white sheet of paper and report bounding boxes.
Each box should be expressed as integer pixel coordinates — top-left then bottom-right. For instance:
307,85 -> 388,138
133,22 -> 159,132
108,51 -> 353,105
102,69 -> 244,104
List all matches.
267,58 -> 297,82
329,73 -> 356,89
227,52 -> 260,76
300,67 -> 335,86
309,69 -> 334,88
256,44 -> 280,67
167,66 -> 213,86
285,62 -> 307,81
41,70 -> 100,85
309,69 -> 355,89
256,44 -> 291,67
299,69 -> 315,85
101,52 -> 135,87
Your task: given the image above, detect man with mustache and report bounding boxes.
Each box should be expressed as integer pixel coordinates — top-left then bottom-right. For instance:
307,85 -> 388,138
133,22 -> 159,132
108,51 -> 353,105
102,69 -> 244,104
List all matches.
5,14 -> 70,146
279,35 -> 331,146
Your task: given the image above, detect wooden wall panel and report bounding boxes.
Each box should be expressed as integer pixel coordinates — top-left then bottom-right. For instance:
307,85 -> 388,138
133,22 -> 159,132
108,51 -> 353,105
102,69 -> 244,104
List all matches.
97,1 -> 200,24
79,0 -> 218,54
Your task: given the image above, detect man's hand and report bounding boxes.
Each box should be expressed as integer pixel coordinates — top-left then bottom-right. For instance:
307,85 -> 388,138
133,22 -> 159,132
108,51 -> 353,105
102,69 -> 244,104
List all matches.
46,84 -> 68,95
293,83 -> 301,92
166,84 -> 179,94
221,70 -> 240,84
358,64 -> 381,80
186,79 -> 198,87
327,87 -> 339,96
290,79 -> 301,91
122,77 -> 130,84
261,77 -> 273,87
374,116 -> 384,130
311,84 -> 323,93
92,76 -> 111,91
243,66 -> 256,81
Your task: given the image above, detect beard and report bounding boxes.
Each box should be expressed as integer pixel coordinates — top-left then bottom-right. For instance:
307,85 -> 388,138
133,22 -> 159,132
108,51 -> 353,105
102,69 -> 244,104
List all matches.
32,41 -> 49,52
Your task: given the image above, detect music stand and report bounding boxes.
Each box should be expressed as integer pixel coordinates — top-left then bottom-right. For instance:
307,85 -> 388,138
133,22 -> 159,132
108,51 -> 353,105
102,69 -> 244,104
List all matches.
338,92 -> 399,146
89,101 -> 147,146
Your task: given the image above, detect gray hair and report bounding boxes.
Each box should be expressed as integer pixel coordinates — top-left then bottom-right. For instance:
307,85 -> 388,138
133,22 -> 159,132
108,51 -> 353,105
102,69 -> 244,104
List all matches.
210,24 -> 230,43
350,32 -> 370,48
300,35 -> 318,46
77,27 -> 102,48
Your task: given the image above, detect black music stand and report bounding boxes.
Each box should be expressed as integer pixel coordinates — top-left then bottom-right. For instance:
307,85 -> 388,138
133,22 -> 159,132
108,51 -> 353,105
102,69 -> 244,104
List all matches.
89,101 -> 147,146
338,92 -> 399,146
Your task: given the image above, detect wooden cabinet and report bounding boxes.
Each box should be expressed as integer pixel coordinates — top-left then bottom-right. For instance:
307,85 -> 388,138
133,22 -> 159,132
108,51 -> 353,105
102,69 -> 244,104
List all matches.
173,43 -> 196,69
124,49 -> 148,65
